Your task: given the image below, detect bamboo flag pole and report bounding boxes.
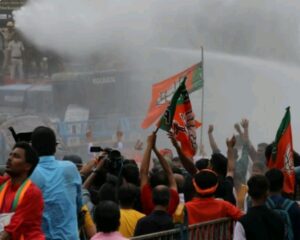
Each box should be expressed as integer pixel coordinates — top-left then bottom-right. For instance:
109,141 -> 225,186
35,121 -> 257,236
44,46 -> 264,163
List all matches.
200,46 -> 205,148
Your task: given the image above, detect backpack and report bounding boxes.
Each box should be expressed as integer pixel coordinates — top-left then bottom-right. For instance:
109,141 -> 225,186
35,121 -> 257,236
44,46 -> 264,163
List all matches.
265,198 -> 294,240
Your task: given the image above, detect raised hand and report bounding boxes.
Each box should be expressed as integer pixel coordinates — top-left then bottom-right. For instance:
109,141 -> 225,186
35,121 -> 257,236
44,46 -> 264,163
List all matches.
234,123 -> 242,135
208,124 -> 214,134
241,119 -> 249,129
226,135 -> 236,149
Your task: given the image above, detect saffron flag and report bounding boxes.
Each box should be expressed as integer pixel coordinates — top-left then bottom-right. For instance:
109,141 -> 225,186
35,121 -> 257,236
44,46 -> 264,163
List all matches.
268,107 -> 295,194
141,62 -> 203,129
159,80 -> 199,157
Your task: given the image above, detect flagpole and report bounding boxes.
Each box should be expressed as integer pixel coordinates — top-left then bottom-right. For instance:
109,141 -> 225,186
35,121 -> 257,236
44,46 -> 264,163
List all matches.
200,46 -> 205,150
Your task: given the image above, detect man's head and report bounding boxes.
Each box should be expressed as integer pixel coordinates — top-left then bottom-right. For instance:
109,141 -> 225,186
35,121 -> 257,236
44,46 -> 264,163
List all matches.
149,170 -> 169,188
251,161 -> 267,176
152,185 -> 170,208
265,168 -> 284,193
6,21 -> 14,29
195,158 -> 209,171
193,169 -> 218,198
94,201 -> 120,233
172,157 -> 183,168
210,153 -> 228,177
247,175 -> 269,201
122,163 -> 140,186
257,142 -> 268,162
31,126 -> 56,156
118,183 -> 138,208
6,142 -> 39,177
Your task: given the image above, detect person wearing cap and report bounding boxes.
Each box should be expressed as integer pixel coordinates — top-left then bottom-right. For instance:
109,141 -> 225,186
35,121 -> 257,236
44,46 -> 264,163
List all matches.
0,142 -> 45,240
7,34 -> 25,81
30,126 -> 82,240
185,169 -> 243,225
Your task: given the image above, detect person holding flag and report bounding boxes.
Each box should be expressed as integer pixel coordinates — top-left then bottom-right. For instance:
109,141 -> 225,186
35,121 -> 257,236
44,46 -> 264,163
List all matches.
267,107 -> 295,196
157,78 -> 200,158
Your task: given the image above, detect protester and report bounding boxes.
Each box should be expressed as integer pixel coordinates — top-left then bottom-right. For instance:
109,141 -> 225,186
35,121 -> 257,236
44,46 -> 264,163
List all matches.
265,168 -> 300,240
185,169 -> 243,224
92,201 -> 128,240
30,126 -> 82,240
234,175 -> 284,240
0,142 -> 44,240
134,185 -> 174,236
63,155 -> 97,240
140,133 -> 179,215
118,184 -> 145,238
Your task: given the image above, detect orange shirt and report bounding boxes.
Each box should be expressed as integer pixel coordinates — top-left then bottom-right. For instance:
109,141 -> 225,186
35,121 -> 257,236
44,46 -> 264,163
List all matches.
185,197 -> 243,225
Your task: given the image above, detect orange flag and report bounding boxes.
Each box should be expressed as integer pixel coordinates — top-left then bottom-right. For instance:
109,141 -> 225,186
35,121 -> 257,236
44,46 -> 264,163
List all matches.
141,62 -> 203,129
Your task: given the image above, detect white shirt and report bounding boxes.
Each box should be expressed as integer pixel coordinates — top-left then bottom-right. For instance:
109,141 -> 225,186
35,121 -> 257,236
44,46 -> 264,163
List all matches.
233,221 -> 246,240
8,40 -> 24,58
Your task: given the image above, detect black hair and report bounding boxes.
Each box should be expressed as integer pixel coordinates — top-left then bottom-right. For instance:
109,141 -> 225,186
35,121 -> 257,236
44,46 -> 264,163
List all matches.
13,142 -> 39,176
293,151 -> 300,167
31,126 -> 56,156
122,164 -> 140,186
195,158 -> 209,171
97,175 -> 118,204
247,175 -> 269,200
183,175 -> 195,202
123,159 -> 137,166
265,168 -> 284,192
94,201 -> 120,233
194,170 -> 218,197
210,153 -> 228,177
152,185 -> 170,207
149,170 -> 169,188
118,184 -> 138,208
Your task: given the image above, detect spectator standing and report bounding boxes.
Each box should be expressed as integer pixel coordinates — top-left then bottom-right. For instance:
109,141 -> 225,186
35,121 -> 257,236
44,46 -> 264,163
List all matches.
265,168 -> 300,240
134,185 -> 174,236
234,175 -> 284,240
118,184 -> 145,238
30,126 -> 82,240
185,169 -> 243,225
7,34 -> 24,81
0,142 -> 44,240
92,201 -> 128,240
140,133 -> 179,216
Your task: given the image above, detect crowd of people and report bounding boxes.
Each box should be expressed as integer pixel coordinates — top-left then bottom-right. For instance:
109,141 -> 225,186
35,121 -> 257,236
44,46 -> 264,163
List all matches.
0,118 -> 299,240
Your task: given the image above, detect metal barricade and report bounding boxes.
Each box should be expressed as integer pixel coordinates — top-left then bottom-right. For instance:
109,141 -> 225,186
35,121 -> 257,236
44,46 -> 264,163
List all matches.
131,218 -> 234,240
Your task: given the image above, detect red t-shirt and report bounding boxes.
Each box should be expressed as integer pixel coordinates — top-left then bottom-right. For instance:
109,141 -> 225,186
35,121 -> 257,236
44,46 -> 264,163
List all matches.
185,197 -> 244,225
141,184 -> 179,216
0,176 -> 45,240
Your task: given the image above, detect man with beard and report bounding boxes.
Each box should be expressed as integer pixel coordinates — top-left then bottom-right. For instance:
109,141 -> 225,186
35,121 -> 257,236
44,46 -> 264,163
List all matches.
0,142 -> 44,240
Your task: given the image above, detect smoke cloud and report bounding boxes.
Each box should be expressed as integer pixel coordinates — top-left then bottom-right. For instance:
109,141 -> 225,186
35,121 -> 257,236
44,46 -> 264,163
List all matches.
14,0 -> 300,63
12,0 -> 300,151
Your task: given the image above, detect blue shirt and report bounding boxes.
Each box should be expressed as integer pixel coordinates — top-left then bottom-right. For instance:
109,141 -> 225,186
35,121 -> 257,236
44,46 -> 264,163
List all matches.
31,156 -> 82,240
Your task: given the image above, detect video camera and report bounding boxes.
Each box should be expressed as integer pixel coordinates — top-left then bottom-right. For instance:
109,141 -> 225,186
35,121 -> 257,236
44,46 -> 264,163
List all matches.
90,146 -> 123,176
